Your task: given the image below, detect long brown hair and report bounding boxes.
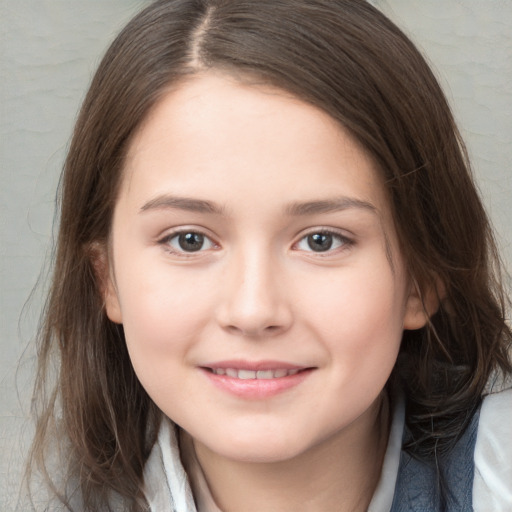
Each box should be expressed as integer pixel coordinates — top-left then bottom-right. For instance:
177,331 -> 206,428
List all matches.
28,0 -> 512,509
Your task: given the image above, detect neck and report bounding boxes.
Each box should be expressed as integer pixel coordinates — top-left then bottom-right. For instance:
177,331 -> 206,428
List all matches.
190,393 -> 390,512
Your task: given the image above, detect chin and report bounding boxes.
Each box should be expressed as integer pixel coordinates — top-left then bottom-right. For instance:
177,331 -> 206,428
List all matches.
204,430 -> 316,464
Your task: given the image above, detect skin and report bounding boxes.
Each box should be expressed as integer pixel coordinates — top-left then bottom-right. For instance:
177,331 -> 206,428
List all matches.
102,72 -> 428,511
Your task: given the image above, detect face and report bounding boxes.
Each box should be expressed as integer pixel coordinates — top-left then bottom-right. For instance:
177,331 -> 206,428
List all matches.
103,73 -> 425,464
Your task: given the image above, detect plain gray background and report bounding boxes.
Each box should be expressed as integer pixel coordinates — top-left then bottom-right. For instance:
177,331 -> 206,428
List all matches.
1,1 -> 511,508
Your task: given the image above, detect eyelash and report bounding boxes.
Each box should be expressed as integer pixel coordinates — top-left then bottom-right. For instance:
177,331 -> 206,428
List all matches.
158,228 -> 218,257
293,229 -> 353,255
157,228 -> 354,257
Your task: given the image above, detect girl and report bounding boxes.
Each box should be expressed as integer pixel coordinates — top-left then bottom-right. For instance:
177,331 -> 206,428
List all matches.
26,0 -> 512,511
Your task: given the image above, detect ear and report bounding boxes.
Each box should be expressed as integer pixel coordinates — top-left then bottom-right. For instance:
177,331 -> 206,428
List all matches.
403,277 -> 444,330
89,242 -> 123,324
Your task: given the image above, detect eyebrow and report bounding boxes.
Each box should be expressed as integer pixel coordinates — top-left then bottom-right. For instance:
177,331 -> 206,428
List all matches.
140,195 -> 225,215
285,197 -> 377,216
140,194 -> 377,217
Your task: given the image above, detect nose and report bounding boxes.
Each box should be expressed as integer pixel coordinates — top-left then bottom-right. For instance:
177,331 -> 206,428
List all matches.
215,249 -> 293,338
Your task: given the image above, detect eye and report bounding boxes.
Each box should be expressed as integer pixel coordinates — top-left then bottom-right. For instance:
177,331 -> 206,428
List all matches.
162,231 -> 216,253
295,231 -> 350,253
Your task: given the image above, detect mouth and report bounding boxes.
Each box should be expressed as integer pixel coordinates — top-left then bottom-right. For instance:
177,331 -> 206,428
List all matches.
204,367 -> 304,380
200,362 -> 314,399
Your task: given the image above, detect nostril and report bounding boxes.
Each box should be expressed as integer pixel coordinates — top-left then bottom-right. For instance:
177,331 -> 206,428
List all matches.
224,323 -> 283,337
225,325 -> 243,334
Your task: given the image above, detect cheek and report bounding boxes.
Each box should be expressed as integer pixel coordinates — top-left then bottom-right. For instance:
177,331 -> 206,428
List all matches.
117,271 -> 216,414
299,258 -> 406,362
313,260 -> 404,317
115,261 -> 216,370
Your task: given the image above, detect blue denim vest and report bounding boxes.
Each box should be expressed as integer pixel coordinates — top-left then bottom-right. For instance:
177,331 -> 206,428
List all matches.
390,408 -> 480,511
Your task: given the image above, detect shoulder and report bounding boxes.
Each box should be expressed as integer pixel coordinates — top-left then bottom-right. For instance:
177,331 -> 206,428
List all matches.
390,383 -> 511,512
473,385 -> 512,512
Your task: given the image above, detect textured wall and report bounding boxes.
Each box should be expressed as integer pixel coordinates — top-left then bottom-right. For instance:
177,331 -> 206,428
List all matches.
1,1 -> 511,508
375,0 -> 512,264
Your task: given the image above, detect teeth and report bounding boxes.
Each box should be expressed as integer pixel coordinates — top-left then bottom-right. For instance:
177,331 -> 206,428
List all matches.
238,370 -> 256,380
213,368 -> 301,379
256,370 -> 273,379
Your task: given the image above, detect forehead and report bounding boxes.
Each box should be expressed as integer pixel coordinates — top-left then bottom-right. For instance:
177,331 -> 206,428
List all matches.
121,72 -> 389,217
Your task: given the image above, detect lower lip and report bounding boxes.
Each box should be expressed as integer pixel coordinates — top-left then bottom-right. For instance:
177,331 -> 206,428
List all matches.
201,368 -> 313,399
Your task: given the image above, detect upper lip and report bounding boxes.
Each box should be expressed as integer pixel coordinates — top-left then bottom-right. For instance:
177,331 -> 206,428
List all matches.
201,360 -> 309,371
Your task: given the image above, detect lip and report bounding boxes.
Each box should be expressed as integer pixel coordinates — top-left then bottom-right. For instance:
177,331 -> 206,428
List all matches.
202,360 -> 306,371
200,360 -> 314,399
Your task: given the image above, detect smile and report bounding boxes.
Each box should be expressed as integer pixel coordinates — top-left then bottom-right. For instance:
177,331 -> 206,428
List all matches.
209,368 -> 301,379
201,363 -> 313,399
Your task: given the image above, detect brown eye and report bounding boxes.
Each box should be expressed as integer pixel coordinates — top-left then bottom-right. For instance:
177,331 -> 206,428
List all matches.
307,233 -> 333,252
178,232 -> 205,252
164,231 -> 215,253
296,231 -> 350,253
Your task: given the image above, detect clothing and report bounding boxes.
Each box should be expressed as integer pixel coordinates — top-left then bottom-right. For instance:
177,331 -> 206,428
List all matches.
143,386 -> 512,512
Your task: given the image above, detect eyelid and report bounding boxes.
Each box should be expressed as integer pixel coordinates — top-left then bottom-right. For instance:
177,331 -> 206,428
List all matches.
292,227 -> 354,254
157,226 -> 220,256
156,225 -> 354,257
